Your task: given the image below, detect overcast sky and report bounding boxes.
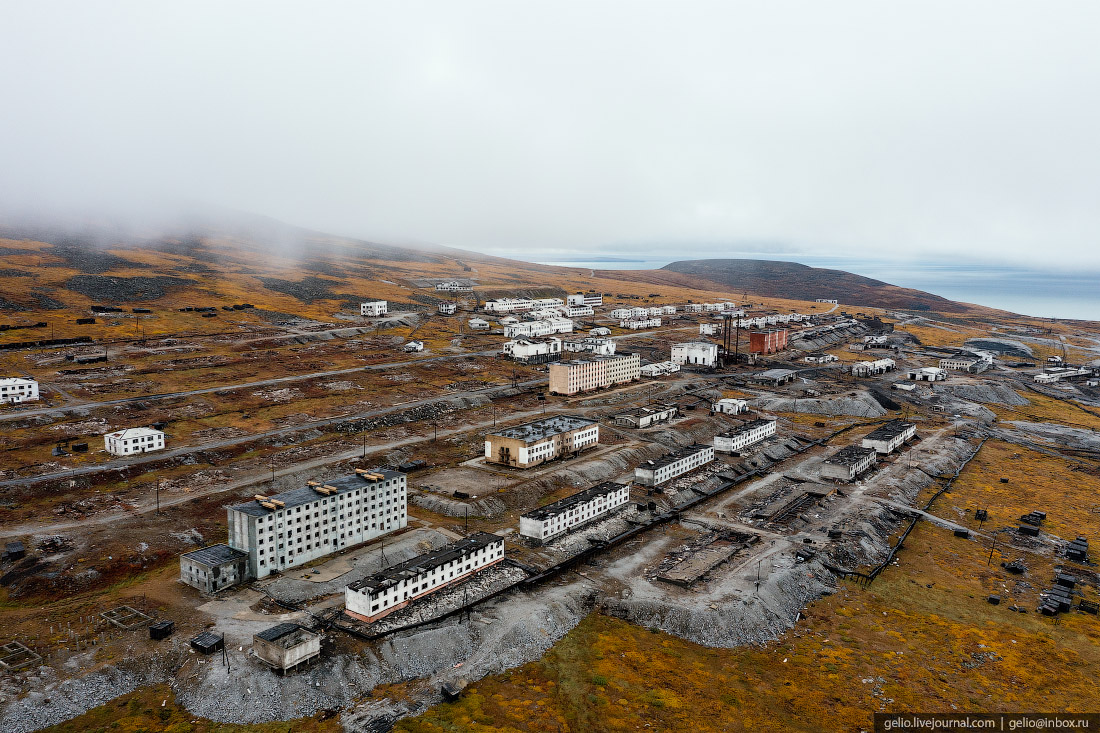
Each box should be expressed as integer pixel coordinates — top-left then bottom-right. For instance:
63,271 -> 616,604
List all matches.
2,1 -> 1100,268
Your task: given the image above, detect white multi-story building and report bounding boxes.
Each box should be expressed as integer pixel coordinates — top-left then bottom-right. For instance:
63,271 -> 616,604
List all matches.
549,353 -> 641,395
620,317 -> 661,330
821,445 -> 877,482
852,358 -> 896,377
360,301 -> 388,317
613,404 -> 678,428
0,377 -> 39,404
699,323 -> 717,336
939,356 -> 990,373
671,341 -> 719,367
712,398 -> 748,414
647,307 -> 663,317
714,418 -> 776,454
437,302 -> 457,315
562,305 -> 594,318
502,337 -> 562,364
635,445 -> 715,486
104,427 -> 165,456
228,469 -> 407,579
568,293 -> 604,307
609,308 -> 633,319
861,421 -> 916,454
485,415 -> 600,468
483,298 -> 533,313
345,532 -> 503,622
531,297 -> 565,308
684,304 -> 704,313
519,482 -> 631,544
640,361 -> 680,377
563,336 -> 616,355
662,305 -> 678,315
504,318 -> 573,338
906,366 -> 947,382
436,281 -> 473,292
468,318 -> 491,330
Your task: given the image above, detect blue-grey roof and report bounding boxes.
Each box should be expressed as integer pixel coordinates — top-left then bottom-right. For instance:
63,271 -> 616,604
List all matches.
228,469 -> 403,517
488,415 -> 597,444
181,543 -> 248,567
255,623 -> 311,642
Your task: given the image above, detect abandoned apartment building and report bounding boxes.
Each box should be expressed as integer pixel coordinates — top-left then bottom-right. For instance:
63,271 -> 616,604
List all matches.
179,543 -> 251,593
519,481 -> 631,544
0,376 -> 39,403
484,415 -> 600,468
671,341 -> 719,367
939,354 -> 991,373
712,397 -> 748,415
563,336 -> 616,355
619,316 -> 662,329
548,352 -> 641,395
567,292 -> 603,307
437,301 -> 457,315
103,427 -> 165,456
360,300 -> 388,317
613,403 -> 678,429
502,336 -> 562,364
713,418 -> 777,454
820,445 -> 877,482
634,444 -> 715,487
253,623 -> 321,674
225,468 -> 408,579
861,421 -> 917,454
504,317 -> 573,338
344,532 -> 505,622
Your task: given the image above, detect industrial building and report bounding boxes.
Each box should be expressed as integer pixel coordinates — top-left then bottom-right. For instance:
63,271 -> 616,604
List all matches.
640,361 -> 680,377
612,404 -> 678,428
568,292 -> 604,307
435,280 -> 473,292
519,482 -> 630,544
548,353 -> 640,395
179,544 -> 251,593
851,358 -> 896,376
104,427 -> 165,456
635,445 -> 715,486
468,318 -> 491,330
253,623 -> 321,674
0,377 -> 39,404
671,342 -> 719,367
712,398 -> 749,414
749,329 -> 789,354
1035,367 -> 1092,384
821,445 -> 877,481
907,366 -> 947,382
502,337 -> 562,364
939,355 -> 988,372
713,418 -> 777,454
749,369 -> 796,387
861,421 -> 916,454
226,468 -> 407,579
345,532 -> 505,622
484,415 -> 599,468
483,298 -> 533,313
360,301 -> 388,317
803,353 -> 838,363
404,340 -> 424,352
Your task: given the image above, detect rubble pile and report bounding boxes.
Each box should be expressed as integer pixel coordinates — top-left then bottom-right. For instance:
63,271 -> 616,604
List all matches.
752,393 -> 887,417
64,275 -> 191,302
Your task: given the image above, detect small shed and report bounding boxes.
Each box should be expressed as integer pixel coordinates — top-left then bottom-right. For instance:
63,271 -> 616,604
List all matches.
3,541 -> 26,562
149,620 -> 175,640
253,623 -> 321,674
190,631 -> 224,654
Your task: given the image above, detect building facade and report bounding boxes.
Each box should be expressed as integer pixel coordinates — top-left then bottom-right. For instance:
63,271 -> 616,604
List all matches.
820,445 -> 877,481
563,336 -> 616,355
671,342 -> 719,367
0,377 -> 39,404
861,421 -> 916,454
851,358 -> 896,376
504,318 -> 573,338
253,623 -> 321,673
713,418 -> 776,454
634,445 -> 715,486
104,427 -> 165,456
619,317 -> 661,329
548,353 -> 640,395
435,281 -> 473,292
227,469 -> 407,579
468,318 -> 491,330
939,356 -> 990,373
179,544 -> 251,593
502,337 -> 562,364
568,293 -> 604,307
345,532 -> 504,622
712,398 -> 749,414
483,298 -> 533,313
484,415 -> 599,468
906,367 -> 947,382
520,482 -> 631,544
749,329 -> 789,354
612,404 -> 678,428
437,302 -> 457,315
640,361 -> 680,377
360,301 -> 388,317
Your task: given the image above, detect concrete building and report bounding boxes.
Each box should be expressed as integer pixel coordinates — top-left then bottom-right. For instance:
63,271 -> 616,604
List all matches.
613,404 -> 678,428
562,304 -> 594,318
502,337 -> 562,364
179,544 -> 251,593
468,318 -> 491,330
360,301 -> 388,317
1034,367 -> 1091,384
484,415 -> 599,468
671,341 -> 719,367
104,427 -> 165,456
0,377 -> 39,404
852,358 -> 896,377
531,298 -> 565,308
404,340 -> 424,352
907,367 -> 947,382
634,445 -> 715,487
699,323 -> 717,336
568,293 -> 604,307
589,327 -> 611,336
712,398 -> 749,414
749,330 -> 789,354
803,353 -> 838,363
684,304 -> 704,313
939,356 -> 989,373
504,318 -> 573,338
226,469 -> 407,579
253,623 -> 321,673
861,421 -> 916,454
821,445 -> 877,481
520,482 -> 630,544
435,281 -> 473,292
816,298 -> 839,304
563,336 -> 616,355
640,361 -> 680,377
483,298 -> 533,313
345,532 -> 504,622
619,317 -> 661,329
750,369 -> 796,387
714,418 -> 776,454
549,353 -> 640,396
437,302 -> 457,315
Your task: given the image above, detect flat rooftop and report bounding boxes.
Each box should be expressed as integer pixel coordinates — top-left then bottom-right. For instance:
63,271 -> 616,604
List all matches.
752,369 -> 796,380
229,468 -> 403,517
718,418 -> 775,437
864,421 -> 915,442
348,532 -> 502,595
255,623 -> 317,647
640,444 -> 712,471
522,482 -> 627,521
824,445 -> 877,466
181,543 -> 248,567
614,404 -> 676,418
487,415 -> 597,443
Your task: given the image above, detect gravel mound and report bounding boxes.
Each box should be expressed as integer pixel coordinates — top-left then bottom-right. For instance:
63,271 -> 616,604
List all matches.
64,275 -> 192,301
752,393 -> 887,417
938,383 -> 1029,405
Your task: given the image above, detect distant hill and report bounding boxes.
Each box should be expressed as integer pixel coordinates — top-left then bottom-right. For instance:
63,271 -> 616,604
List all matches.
661,258 -> 977,313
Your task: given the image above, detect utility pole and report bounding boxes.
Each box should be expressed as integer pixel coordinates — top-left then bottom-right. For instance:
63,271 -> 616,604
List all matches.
987,533 -> 998,567
155,478 -> 161,515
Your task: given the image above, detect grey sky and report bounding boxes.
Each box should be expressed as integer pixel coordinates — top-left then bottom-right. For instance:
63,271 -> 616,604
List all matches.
2,1 -> 1099,267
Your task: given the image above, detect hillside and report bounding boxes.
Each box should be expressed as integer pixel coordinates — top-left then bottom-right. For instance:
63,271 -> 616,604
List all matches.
662,258 -> 979,313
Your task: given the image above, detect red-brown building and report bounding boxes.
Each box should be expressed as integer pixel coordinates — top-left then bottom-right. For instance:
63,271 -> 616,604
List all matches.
749,329 -> 789,354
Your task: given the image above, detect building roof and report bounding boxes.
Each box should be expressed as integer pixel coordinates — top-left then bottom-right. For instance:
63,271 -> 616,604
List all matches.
523,482 -> 627,521
228,469 -> 403,517
614,404 -> 676,419
864,421 -> 915,442
105,427 -> 163,440
361,299 -> 387,304
752,369 -> 796,381
348,532 -> 503,595
639,444 -> 712,471
181,543 -> 248,567
718,418 -> 774,438
554,353 -> 636,367
0,377 -> 36,385
824,445 -> 877,465
487,415 -> 597,444
255,623 -> 317,646
672,341 -> 717,350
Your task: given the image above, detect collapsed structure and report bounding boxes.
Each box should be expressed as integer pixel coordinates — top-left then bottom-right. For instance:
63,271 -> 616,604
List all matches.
861,421 -> 916,454
820,445 -> 877,481
253,623 -> 321,674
